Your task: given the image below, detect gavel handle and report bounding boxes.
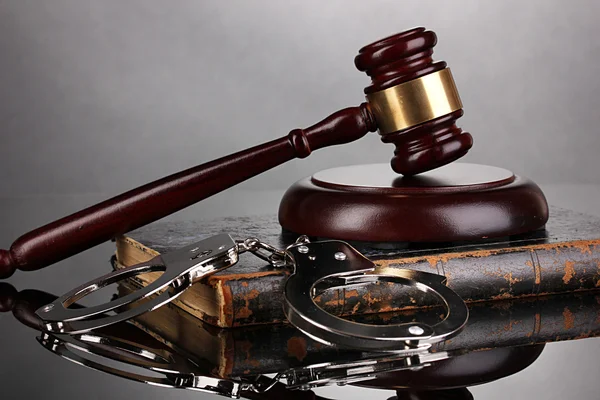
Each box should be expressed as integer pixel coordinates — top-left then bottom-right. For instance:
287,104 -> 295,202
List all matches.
0,104 -> 376,278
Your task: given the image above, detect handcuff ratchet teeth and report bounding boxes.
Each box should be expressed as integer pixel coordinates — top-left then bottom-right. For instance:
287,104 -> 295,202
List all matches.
36,234 -> 468,350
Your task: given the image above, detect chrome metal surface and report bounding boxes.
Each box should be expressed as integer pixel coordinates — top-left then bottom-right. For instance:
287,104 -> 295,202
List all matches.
36,233 -> 467,351
278,350 -> 454,390
236,237 -> 288,267
36,234 -> 238,334
283,240 -> 468,351
37,326 -> 455,396
38,331 -> 246,398
3,191 -> 600,400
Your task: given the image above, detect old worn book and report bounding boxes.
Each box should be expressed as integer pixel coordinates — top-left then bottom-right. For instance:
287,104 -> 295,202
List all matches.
116,279 -> 600,378
113,207 -> 600,328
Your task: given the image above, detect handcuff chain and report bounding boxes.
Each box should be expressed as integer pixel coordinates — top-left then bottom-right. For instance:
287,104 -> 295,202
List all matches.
236,236 -> 310,268
244,373 -> 285,394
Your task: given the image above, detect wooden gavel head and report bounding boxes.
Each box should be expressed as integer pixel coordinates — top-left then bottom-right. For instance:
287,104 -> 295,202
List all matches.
356,27 -> 473,175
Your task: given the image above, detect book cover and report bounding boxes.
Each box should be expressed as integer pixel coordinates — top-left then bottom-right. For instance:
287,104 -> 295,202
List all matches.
117,279 -> 600,378
114,207 -> 600,327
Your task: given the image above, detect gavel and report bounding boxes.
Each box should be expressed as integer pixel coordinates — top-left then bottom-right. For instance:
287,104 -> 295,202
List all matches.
0,27 -> 473,278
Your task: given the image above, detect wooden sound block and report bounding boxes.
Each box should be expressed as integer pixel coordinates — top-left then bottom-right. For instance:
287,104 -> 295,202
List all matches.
278,163 -> 549,243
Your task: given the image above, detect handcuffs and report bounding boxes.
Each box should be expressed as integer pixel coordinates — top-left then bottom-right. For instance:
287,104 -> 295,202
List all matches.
36,234 -> 468,352
38,327 -> 456,397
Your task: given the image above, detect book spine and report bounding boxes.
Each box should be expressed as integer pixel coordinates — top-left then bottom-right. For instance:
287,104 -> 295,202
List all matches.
119,274 -> 600,378
219,240 -> 600,327
217,292 -> 600,377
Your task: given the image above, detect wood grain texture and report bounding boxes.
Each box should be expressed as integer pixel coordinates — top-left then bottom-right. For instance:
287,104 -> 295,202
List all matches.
356,27 -> 473,175
0,105 -> 375,279
0,26 -> 478,279
115,207 -> 600,327
279,163 -> 549,242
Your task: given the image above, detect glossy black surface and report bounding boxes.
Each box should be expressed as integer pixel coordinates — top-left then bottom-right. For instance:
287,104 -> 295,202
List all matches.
1,187 -> 599,399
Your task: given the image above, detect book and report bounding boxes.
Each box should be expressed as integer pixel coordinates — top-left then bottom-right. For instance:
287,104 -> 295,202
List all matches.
113,207 -> 600,328
5,280 -> 597,382
116,279 -> 600,378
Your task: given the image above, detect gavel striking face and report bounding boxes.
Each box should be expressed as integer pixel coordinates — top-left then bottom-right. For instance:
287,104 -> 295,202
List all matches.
0,27 -> 473,278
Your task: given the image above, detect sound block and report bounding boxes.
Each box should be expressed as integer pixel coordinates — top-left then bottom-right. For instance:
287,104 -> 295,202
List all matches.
278,163 -> 549,243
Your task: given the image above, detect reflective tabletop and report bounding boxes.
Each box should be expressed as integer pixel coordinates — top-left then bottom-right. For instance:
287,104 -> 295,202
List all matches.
1,185 -> 600,400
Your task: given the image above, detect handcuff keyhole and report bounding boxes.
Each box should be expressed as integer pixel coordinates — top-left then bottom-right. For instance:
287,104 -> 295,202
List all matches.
190,250 -> 212,260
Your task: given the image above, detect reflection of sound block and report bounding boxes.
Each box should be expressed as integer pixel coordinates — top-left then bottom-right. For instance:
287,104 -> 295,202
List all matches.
278,163 -> 549,243
358,345 -> 545,392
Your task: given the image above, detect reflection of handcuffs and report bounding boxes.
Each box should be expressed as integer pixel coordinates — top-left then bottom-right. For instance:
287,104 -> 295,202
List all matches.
38,329 -> 456,397
36,234 -> 468,352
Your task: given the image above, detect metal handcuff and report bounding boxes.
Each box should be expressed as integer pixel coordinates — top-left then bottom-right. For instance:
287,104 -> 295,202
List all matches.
38,328 -> 456,397
36,234 -> 468,352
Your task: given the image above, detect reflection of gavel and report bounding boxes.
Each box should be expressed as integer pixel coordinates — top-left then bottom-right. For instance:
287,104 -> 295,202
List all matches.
1,27 -> 472,278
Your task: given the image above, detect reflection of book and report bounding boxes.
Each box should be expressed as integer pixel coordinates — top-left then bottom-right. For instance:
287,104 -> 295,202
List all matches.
117,279 -> 600,378
113,207 -> 600,328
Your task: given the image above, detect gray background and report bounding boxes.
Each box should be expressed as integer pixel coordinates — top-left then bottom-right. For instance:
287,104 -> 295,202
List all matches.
1,1 -> 600,399
1,0 -> 600,198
